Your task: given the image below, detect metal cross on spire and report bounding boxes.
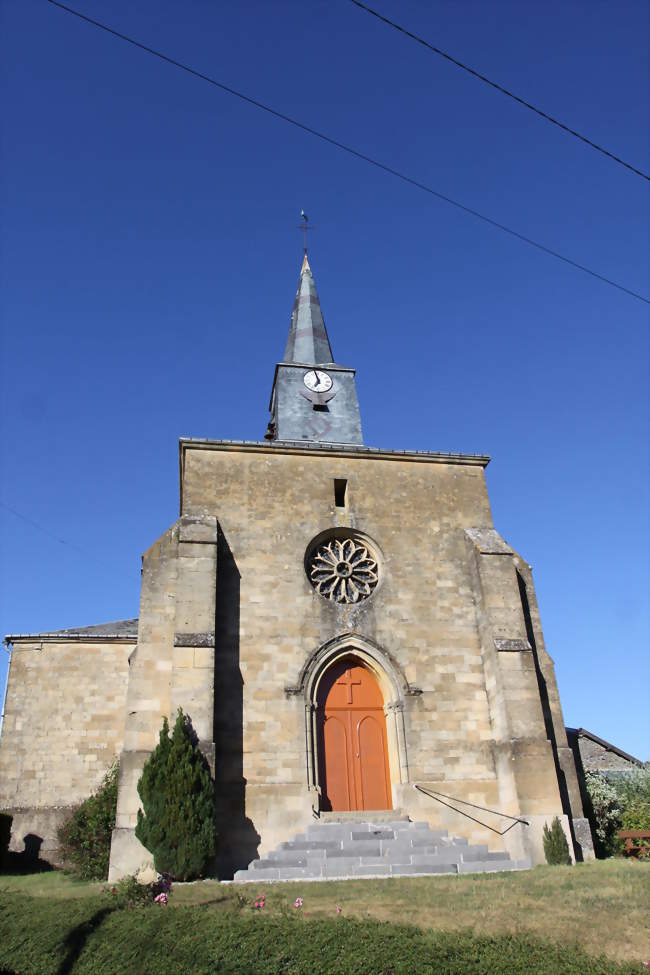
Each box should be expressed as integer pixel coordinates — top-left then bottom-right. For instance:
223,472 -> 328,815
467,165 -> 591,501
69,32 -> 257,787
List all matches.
298,209 -> 315,254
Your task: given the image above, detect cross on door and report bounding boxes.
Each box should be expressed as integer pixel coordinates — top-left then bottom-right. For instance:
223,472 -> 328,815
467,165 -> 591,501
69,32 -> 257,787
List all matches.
336,668 -> 362,704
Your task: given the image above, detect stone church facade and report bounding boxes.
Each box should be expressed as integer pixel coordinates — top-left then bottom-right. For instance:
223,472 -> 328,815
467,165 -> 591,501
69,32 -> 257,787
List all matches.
0,255 -> 594,877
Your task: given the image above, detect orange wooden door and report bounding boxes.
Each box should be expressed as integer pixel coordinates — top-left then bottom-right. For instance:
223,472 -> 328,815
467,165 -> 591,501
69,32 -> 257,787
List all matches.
317,658 -> 392,811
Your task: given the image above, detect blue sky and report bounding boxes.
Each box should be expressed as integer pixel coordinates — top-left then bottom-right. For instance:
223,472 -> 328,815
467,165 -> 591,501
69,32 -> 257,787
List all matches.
1,0 -> 648,758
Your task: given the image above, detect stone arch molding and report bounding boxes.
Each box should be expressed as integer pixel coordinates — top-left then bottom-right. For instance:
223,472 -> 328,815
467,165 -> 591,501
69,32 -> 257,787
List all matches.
292,633 -> 409,705
287,633 -> 414,796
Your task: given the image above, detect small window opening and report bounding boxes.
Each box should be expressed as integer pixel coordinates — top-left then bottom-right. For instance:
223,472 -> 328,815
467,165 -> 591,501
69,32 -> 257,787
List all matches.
334,479 -> 347,508
312,403 -> 329,412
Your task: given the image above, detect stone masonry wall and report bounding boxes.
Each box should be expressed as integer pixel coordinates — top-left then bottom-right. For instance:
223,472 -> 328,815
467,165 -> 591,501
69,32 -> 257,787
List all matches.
0,639 -> 132,857
173,442 -> 573,870
108,440 -> 584,878
578,736 -> 641,773
109,516 -> 219,880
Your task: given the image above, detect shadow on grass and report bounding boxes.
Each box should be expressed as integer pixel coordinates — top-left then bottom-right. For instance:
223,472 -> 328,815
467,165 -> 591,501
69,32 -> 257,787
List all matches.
2,835 -> 54,875
55,906 -> 113,975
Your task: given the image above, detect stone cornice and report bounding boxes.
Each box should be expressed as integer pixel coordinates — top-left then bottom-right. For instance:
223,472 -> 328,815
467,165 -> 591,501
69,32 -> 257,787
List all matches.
4,633 -> 137,646
179,438 -> 489,467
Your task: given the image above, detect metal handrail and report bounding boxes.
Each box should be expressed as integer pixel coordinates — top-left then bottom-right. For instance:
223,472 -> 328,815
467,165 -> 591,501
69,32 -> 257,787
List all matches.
413,783 -> 529,836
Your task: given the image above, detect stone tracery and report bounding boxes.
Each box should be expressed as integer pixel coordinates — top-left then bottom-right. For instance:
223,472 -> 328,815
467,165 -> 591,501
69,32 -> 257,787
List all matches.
308,537 -> 378,604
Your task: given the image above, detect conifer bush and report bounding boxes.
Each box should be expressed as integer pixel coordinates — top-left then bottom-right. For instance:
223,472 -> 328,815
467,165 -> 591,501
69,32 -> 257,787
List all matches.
135,709 -> 216,880
58,762 -> 119,880
543,816 -> 571,865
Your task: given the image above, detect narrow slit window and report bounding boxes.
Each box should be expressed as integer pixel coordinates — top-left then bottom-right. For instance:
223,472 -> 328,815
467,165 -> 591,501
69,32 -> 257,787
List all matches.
334,479 -> 347,508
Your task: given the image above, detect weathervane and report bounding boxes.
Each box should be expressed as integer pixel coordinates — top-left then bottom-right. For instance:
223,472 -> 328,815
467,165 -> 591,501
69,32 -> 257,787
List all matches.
298,209 -> 315,254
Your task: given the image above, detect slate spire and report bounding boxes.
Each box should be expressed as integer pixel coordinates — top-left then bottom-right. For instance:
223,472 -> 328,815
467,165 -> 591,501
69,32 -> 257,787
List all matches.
283,254 -> 334,365
266,252 -> 363,445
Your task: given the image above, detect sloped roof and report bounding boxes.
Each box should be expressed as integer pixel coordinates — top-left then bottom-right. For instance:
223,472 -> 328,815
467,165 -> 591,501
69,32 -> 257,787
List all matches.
566,727 -> 643,766
4,618 -> 138,644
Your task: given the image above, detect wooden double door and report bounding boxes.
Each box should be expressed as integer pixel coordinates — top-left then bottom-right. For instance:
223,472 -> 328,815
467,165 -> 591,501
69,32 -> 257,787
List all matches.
316,657 -> 392,812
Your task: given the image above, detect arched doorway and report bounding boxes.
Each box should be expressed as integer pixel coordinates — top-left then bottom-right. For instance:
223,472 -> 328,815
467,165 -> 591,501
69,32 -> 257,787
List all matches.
316,655 -> 392,811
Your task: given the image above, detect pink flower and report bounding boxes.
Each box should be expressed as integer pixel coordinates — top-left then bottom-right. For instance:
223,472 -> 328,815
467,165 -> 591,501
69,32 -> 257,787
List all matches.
336,905 -> 342,914
293,897 -> 303,909
154,892 -> 168,905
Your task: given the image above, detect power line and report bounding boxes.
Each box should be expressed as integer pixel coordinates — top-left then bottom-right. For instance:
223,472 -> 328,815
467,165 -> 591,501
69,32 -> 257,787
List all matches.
45,0 -> 649,305
0,500 -> 114,571
348,0 -> 650,183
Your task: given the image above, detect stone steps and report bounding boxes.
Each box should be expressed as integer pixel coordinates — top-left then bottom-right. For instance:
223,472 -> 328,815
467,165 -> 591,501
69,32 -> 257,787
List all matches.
233,817 -> 531,883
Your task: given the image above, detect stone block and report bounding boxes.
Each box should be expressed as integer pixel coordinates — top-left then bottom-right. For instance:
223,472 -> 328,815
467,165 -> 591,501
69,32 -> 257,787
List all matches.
351,829 -> 394,841
252,856 -> 303,869
281,840 -> 339,853
410,853 -> 458,867
305,826 -> 352,841
322,860 -> 363,877
340,840 -> 381,856
235,867 -> 280,882
459,846 -> 489,861
572,817 -> 595,861
108,828 -> 152,882
391,863 -> 457,875
380,840 -> 414,857
458,860 -> 516,873
351,864 -> 391,876
279,867 -> 322,879
411,834 -> 440,847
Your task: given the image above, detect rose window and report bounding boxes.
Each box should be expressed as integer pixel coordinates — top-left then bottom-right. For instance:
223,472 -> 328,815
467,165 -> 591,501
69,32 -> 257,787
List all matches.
308,537 -> 379,604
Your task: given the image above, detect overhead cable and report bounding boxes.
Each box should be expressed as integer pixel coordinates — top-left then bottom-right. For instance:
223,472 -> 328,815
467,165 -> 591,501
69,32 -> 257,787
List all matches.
0,500 -> 114,570
45,0 -> 649,304
348,0 -> 650,182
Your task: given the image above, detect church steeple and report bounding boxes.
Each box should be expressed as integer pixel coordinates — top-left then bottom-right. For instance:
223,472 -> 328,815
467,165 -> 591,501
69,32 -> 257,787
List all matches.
283,254 -> 334,365
266,254 -> 363,446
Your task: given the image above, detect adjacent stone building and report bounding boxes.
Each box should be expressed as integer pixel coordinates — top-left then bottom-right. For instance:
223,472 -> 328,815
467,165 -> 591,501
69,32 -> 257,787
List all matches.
566,728 -> 643,778
0,253 -> 594,877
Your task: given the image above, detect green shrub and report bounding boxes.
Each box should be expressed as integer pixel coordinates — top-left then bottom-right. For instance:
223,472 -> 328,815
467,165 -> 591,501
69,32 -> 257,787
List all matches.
135,709 -> 216,881
585,767 -> 650,857
0,812 -> 12,871
619,800 -> 650,832
617,776 -> 650,856
542,816 -> 571,865
614,765 -> 650,806
101,872 -> 172,907
57,762 -> 119,880
584,772 -> 622,857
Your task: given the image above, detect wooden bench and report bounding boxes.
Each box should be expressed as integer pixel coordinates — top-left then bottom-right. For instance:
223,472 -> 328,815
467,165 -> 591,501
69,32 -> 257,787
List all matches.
617,830 -> 650,857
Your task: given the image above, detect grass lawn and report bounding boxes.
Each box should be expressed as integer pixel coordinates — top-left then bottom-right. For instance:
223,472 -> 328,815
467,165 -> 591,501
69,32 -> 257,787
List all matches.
0,860 -> 648,974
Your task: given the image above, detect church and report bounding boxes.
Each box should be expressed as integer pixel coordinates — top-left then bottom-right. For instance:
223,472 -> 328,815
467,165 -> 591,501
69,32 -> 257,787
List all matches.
0,252 -> 594,880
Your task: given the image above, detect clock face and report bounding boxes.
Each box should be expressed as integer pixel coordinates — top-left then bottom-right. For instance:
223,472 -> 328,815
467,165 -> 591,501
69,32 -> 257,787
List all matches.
303,369 -> 333,393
